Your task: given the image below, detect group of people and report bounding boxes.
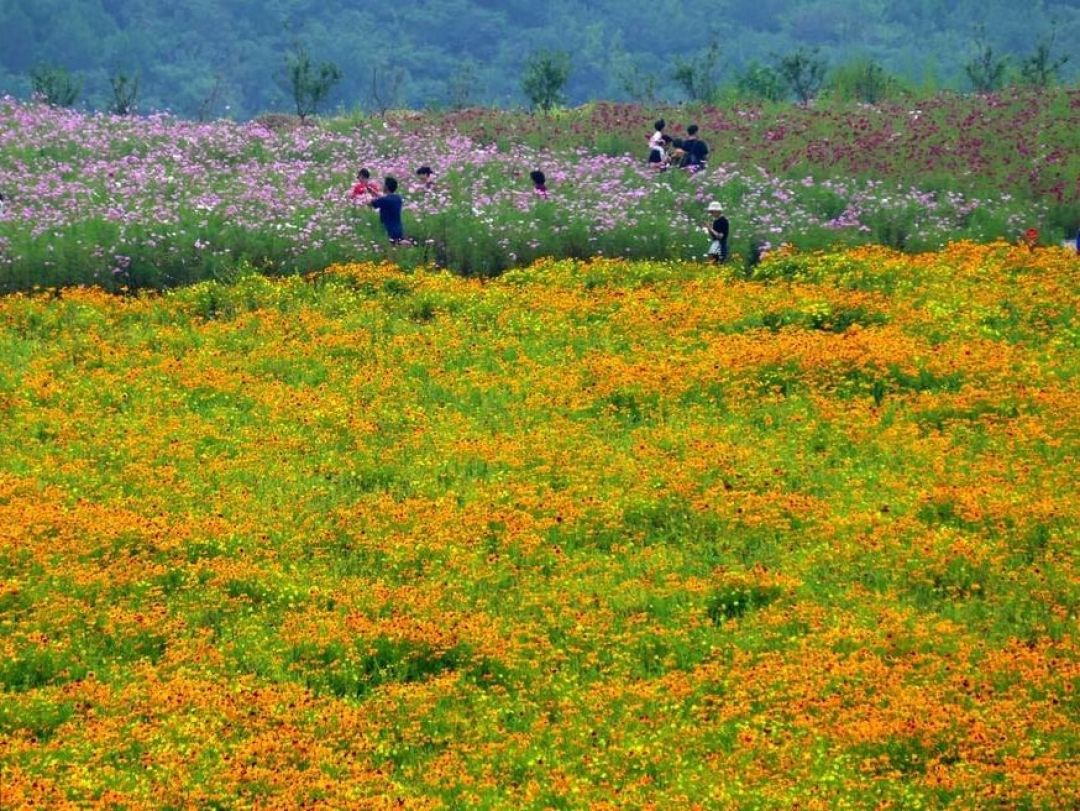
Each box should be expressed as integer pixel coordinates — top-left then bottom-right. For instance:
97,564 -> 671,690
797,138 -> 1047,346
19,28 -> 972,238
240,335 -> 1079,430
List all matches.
342,119 -> 1080,266
647,119 -> 729,262
648,119 -> 709,172
350,169 -> 410,244
350,165 -> 550,245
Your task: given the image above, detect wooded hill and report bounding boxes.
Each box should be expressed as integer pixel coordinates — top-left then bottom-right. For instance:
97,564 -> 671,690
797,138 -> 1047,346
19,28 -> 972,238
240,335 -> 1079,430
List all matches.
1,0 -> 1077,118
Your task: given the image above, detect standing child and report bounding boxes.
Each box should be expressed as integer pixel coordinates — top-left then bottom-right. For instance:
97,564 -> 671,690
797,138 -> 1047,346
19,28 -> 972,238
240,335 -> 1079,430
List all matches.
705,201 -> 729,263
370,176 -> 408,244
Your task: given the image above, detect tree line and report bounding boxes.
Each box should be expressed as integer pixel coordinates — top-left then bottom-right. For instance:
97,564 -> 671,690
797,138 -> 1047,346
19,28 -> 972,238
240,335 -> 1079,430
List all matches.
1,0 -> 1077,119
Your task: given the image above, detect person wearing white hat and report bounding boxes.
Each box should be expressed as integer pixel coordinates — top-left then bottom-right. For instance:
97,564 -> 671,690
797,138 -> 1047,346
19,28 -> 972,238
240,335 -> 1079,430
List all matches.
705,201 -> 729,263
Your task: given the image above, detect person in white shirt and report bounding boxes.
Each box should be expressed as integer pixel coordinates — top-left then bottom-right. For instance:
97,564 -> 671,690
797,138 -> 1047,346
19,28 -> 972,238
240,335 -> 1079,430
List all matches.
648,119 -> 668,169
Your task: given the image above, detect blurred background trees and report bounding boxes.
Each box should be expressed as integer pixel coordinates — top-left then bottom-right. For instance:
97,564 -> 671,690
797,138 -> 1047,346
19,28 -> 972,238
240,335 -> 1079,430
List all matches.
0,0 -> 1076,118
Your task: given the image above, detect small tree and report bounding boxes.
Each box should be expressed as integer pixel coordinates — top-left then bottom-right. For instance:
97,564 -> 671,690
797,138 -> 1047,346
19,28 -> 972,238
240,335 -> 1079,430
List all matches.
447,62 -> 480,110
777,48 -> 827,104
965,28 -> 1008,93
735,61 -> 785,102
285,45 -> 342,121
196,73 -> 226,122
616,60 -> 661,105
368,65 -> 406,116
521,50 -> 571,112
1019,32 -> 1068,88
672,39 -> 722,103
829,58 -> 897,104
109,71 -> 139,116
29,64 -> 81,107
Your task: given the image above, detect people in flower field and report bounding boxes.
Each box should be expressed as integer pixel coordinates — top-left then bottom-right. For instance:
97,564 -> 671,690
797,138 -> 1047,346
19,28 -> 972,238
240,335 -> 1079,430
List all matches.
530,170 -> 548,199
648,119 -> 668,169
350,168 -> 381,200
705,201 -> 729,263
680,124 -> 709,170
370,176 -> 407,244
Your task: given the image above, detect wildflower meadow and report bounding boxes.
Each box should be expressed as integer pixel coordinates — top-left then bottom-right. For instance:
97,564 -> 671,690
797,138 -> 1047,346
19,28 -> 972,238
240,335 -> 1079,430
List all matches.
1,88 -> 1078,291
1,80 -> 1079,808
1,238 -> 1077,807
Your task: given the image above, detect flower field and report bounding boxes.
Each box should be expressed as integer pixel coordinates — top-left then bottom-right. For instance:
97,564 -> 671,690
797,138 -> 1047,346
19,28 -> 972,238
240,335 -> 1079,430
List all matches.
1,88 -> 1078,291
0,242 -> 1077,808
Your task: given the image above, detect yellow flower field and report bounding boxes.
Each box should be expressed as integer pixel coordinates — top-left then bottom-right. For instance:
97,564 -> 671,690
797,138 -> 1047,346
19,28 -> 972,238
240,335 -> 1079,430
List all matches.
0,243 -> 1077,809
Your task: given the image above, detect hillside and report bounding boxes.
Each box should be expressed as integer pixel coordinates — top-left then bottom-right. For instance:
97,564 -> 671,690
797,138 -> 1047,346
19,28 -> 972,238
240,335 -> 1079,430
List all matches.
0,0 -> 1078,118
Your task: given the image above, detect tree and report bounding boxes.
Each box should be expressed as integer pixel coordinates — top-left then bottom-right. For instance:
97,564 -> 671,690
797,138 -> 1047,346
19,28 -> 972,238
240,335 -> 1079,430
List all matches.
521,50 -> 570,112
29,64 -> 82,107
1018,32 -> 1068,88
614,55 -> 661,105
109,71 -> 139,116
828,58 -> 898,104
965,28 -> 1008,93
672,39 -> 722,103
370,65 -> 406,116
447,61 -> 480,110
284,45 -> 342,121
736,62 -> 785,102
777,48 -> 827,104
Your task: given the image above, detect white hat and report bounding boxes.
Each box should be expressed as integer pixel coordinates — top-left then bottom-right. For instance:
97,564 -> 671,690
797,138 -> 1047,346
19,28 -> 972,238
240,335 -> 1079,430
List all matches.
707,201 -> 723,212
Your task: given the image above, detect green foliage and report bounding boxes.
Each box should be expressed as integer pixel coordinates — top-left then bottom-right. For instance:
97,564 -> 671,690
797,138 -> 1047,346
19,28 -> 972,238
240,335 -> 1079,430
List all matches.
828,58 -> 901,104
707,584 -> 781,623
736,62 -> 785,102
672,40 -> 722,103
29,63 -> 81,107
109,71 -> 139,116
447,61 -> 480,110
965,28 -> 1008,94
521,50 -> 571,112
1018,35 -> 1069,89
777,48 -> 827,104
2,1 -> 1080,117
284,45 -> 342,121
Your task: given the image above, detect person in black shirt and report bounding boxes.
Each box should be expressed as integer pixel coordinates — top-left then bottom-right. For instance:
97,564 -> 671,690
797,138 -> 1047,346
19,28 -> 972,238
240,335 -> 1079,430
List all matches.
681,124 -> 709,170
705,201 -> 729,263
370,176 -> 407,244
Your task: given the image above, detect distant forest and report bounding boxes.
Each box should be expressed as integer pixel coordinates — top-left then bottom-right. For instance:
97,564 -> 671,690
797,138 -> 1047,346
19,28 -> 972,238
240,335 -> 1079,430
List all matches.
1,0 -> 1078,118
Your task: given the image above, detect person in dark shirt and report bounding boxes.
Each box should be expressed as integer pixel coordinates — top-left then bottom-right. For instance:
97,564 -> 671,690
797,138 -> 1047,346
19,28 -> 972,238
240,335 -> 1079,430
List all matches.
370,176 -> 406,244
530,169 -> 548,199
705,201 -> 729,263
681,124 -> 709,170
